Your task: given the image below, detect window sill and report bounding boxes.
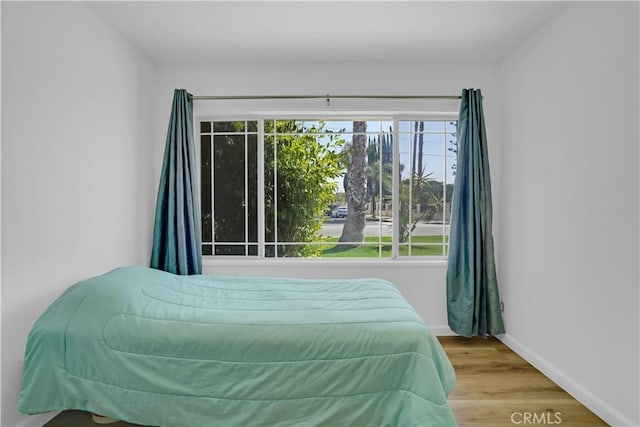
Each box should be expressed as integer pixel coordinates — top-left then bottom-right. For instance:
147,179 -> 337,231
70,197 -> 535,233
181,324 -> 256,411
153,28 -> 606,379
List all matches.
202,257 -> 448,269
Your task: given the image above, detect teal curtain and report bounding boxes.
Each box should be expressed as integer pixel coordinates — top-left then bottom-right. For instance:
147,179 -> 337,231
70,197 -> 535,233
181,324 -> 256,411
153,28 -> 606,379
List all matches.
150,89 -> 202,275
446,88 -> 504,337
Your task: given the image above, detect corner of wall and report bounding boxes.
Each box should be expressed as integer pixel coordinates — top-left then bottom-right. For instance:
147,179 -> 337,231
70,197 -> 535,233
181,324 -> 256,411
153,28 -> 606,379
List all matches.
496,3 -> 639,426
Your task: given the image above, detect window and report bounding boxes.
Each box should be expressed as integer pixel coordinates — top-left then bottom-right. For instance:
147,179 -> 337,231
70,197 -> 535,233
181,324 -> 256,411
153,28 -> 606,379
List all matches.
200,118 -> 456,259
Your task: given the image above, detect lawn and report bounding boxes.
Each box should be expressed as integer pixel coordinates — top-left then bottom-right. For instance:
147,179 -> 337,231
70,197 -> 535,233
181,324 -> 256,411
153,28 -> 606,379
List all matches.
320,235 -> 448,258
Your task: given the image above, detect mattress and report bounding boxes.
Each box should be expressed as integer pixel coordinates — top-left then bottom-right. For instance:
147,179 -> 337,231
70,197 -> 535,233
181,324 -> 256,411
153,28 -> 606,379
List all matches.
19,266 -> 456,426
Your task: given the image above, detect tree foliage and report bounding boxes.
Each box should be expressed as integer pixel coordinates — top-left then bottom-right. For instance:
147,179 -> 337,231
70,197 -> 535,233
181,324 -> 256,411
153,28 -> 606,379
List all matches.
447,121 -> 458,176
264,120 -> 345,257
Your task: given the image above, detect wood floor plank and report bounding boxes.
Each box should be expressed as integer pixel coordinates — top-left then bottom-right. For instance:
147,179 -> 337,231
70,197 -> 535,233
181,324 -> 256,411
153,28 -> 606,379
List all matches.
439,337 -> 608,426
448,400 -> 607,427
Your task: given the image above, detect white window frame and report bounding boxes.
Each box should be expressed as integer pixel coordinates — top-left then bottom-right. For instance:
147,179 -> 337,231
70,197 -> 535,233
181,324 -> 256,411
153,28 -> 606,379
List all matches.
196,112 -> 458,265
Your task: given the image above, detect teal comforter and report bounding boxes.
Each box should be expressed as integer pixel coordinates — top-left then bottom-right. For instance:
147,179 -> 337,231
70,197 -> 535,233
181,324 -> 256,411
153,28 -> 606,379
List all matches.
19,266 -> 456,426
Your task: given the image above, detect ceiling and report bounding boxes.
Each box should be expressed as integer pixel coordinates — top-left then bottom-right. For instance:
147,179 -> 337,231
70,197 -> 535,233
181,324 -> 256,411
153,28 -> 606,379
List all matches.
86,1 -> 566,64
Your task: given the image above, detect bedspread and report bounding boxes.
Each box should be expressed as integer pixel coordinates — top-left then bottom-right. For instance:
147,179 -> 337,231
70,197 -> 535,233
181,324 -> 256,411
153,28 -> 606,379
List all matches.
19,266 -> 456,426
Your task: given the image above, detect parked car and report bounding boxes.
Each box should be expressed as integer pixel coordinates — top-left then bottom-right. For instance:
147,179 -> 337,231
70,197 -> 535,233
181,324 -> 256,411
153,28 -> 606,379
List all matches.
325,204 -> 338,216
332,206 -> 348,218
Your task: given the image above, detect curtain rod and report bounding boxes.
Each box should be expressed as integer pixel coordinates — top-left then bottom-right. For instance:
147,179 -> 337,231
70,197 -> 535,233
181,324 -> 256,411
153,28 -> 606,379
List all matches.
189,94 -> 461,101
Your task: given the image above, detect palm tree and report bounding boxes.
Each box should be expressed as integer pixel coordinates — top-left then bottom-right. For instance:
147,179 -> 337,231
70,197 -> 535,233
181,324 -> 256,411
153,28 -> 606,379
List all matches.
417,121 -> 425,180
366,134 -> 393,218
339,121 -> 367,244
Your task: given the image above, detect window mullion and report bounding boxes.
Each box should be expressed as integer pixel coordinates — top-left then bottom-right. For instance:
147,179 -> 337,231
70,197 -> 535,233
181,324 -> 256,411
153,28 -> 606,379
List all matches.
442,130 -> 447,256
244,124 -> 249,256
392,118 -> 400,259
257,119 -> 265,258
378,125 -> 383,259
273,125 -> 278,257
408,125 -> 414,257
211,126 -> 216,253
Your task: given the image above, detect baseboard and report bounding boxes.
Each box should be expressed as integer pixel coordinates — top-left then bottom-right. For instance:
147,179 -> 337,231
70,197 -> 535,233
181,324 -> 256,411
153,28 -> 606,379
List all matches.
15,412 -> 57,427
430,324 -> 457,336
499,334 -> 637,427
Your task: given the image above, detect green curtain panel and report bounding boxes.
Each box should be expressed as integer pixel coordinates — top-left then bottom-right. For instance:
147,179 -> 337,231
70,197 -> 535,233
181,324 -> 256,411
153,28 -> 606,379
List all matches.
446,88 -> 504,337
150,89 -> 202,275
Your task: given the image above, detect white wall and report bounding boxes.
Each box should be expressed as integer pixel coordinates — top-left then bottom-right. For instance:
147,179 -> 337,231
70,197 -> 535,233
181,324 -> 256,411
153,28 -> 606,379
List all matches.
1,2 -> 156,426
154,60 -> 504,332
3,2 -> 635,426
499,2 -> 639,426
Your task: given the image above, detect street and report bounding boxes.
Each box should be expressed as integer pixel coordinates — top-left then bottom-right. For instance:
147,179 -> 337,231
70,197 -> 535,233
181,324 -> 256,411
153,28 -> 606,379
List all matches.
319,217 -> 449,238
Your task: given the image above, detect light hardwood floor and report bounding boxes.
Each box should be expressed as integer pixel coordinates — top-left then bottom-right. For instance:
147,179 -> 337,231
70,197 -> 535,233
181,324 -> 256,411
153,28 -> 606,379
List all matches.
439,336 -> 607,426
45,337 -> 608,427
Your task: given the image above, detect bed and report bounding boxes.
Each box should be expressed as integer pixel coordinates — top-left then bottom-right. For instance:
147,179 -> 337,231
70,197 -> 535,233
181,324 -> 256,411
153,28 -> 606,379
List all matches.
19,266 -> 456,426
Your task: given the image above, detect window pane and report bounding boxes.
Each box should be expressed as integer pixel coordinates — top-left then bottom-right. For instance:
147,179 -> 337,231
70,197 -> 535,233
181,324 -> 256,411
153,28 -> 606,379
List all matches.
398,120 -> 452,257
213,134 -> 247,243
320,242 -> 392,258
364,121 -> 382,133
322,121 -> 350,133
421,133 -> 446,156
247,121 -> 258,132
214,121 -> 245,133
214,245 -> 246,256
264,119 -> 275,133
273,120 -> 298,133
200,121 -> 212,133
399,240 -> 447,256
423,121 -> 445,132
447,132 -> 458,183
264,134 -> 275,244
291,120 -> 324,133
247,134 -> 258,243
265,120 -> 348,257
201,134 -> 212,243
318,123 -> 392,258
